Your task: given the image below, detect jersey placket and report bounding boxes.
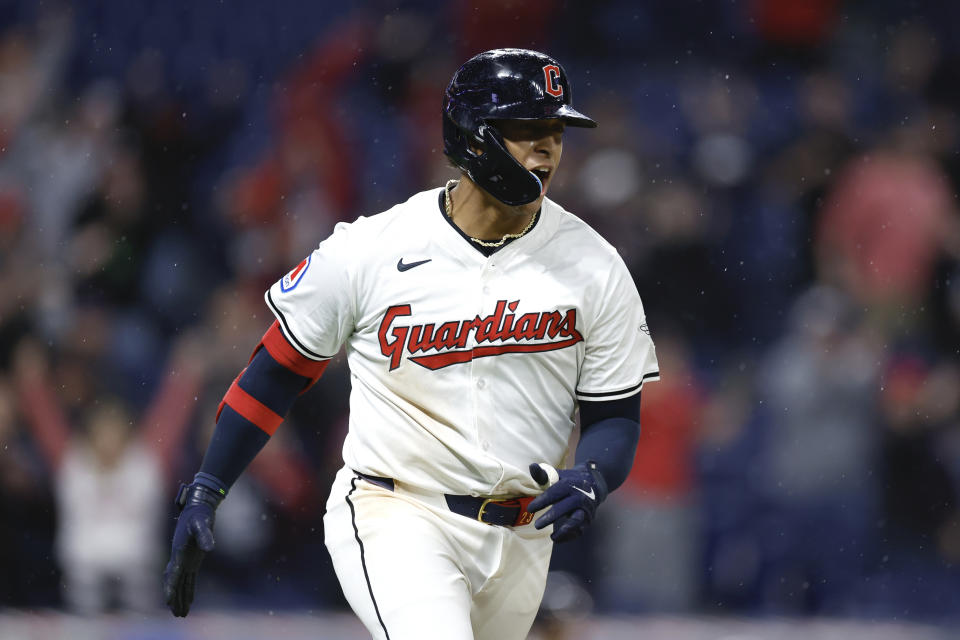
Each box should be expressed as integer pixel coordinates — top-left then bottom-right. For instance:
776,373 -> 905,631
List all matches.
471,255 -> 505,492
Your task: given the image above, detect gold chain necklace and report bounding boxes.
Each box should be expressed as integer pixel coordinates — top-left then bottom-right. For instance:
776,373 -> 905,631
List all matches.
444,180 -> 536,248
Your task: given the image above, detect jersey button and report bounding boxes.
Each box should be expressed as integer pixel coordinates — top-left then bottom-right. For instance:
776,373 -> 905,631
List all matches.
482,286 -> 490,294
481,441 -> 490,450
476,378 -> 486,389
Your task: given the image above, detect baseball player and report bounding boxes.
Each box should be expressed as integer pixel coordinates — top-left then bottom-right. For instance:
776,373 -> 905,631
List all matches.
163,48 -> 659,640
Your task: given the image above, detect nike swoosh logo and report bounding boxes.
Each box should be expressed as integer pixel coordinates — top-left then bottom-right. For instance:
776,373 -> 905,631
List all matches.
573,486 -> 596,500
397,258 -> 432,272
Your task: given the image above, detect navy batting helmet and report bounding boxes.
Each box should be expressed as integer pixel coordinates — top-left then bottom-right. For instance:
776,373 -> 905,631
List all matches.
442,48 -> 597,206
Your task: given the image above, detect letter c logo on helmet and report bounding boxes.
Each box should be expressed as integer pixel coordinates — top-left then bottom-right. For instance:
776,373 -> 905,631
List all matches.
543,65 -> 563,97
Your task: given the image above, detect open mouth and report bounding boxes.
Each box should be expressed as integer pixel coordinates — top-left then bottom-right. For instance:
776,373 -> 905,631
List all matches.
530,167 -> 551,183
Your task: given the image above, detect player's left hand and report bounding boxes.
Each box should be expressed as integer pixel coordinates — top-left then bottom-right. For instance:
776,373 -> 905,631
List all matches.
162,482 -> 222,616
528,461 -> 608,543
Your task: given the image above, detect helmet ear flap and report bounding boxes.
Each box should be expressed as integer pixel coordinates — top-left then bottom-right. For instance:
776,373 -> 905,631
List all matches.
476,123 -> 512,162
443,116 -> 542,206
443,100 -> 486,165
445,99 -> 483,146
467,123 -> 543,206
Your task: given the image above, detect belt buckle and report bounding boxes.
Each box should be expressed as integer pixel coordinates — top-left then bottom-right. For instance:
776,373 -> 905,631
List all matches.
477,497 -> 495,524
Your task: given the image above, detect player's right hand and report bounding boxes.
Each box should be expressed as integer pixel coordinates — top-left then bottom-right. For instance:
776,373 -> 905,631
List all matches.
528,461 -> 609,543
162,483 -> 222,617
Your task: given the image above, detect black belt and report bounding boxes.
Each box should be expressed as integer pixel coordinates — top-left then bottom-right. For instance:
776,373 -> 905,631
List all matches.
354,471 -> 535,527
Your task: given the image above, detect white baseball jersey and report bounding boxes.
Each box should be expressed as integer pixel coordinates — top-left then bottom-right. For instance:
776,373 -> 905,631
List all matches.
266,187 -> 659,497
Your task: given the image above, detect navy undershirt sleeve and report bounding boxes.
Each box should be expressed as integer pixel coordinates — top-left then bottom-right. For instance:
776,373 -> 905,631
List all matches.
575,392 -> 642,492
238,345 -> 312,411
197,348 -> 309,489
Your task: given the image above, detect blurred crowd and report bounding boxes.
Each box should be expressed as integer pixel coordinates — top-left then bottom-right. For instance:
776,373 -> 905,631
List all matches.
1,0 -> 959,623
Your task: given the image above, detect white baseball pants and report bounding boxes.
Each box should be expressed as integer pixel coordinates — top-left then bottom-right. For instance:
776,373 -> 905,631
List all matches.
324,466 -> 553,640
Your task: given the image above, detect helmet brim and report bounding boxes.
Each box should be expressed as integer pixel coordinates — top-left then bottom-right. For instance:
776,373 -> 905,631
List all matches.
554,104 -> 597,128
483,102 -> 597,128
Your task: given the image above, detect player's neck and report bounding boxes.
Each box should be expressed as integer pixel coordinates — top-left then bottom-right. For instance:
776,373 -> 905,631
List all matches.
447,177 -> 540,242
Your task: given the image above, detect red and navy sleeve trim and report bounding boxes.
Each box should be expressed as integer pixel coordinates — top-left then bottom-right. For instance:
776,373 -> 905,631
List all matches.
260,321 -> 329,386
266,289 -> 333,361
218,370 -> 285,436
199,322 -> 333,489
215,321 -> 330,436
240,340 -> 314,411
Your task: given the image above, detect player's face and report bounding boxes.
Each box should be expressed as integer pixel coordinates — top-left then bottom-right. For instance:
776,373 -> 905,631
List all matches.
494,118 -> 564,199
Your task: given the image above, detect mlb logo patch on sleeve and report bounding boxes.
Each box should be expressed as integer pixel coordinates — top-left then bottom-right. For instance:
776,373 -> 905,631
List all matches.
281,255 -> 311,292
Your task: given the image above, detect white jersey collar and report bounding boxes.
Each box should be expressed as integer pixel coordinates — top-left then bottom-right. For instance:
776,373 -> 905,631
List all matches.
423,186 -> 561,263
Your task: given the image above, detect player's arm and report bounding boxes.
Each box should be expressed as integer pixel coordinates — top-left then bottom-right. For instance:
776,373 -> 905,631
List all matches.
574,393 -> 641,488
162,320 -> 328,617
529,252 -> 657,543
528,393 -> 641,542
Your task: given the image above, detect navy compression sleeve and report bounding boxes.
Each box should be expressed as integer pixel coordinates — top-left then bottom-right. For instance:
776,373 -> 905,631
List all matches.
198,347 -> 308,487
195,322 -> 328,491
575,392 -> 642,491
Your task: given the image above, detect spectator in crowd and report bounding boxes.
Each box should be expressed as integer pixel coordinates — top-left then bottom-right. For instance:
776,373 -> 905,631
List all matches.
595,333 -> 705,612
816,148 -> 957,312
754,285 -> 883,614
13,336 -> 207,613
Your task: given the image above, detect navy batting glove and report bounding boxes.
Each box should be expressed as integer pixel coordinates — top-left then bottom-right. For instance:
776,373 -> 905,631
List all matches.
162,478 -> 225,617
528,461 -> 608,543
